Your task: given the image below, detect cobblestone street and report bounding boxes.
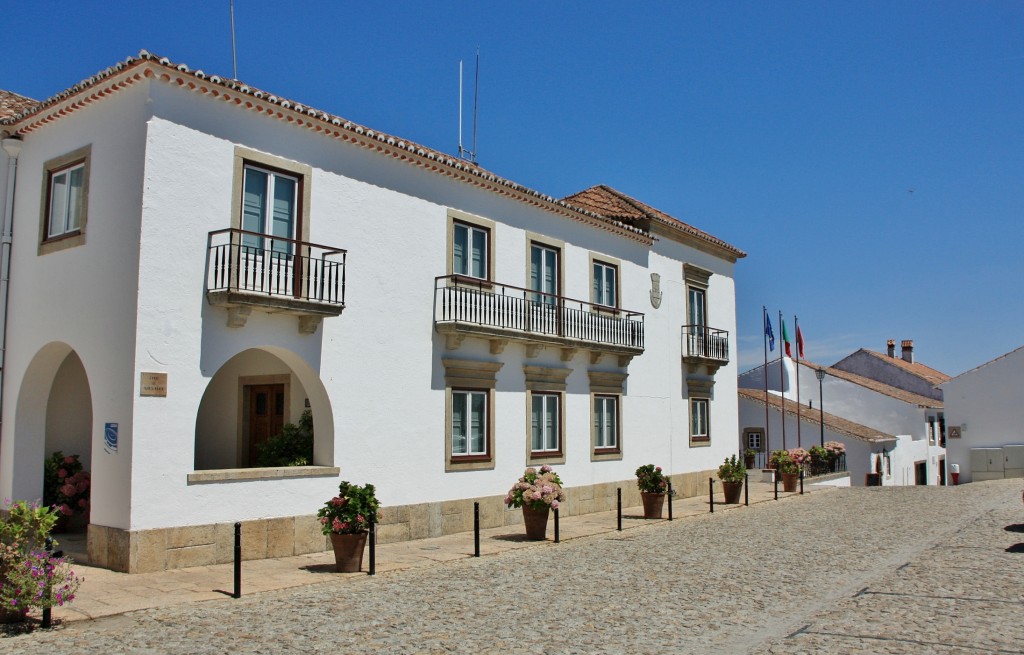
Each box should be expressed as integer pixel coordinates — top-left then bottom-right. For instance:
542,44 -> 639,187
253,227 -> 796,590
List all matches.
4,479 -> 1023,654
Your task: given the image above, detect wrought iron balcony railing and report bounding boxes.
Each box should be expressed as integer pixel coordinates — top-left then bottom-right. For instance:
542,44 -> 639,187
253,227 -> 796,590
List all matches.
206,228 -> 347,307
682,325 -> 730,363
434,275 -> 644,352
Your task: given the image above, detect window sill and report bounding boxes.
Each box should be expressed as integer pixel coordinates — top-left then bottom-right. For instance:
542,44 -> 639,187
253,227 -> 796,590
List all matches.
527,451 -> 566,466
688,437 -> 711,448
446,456 -> 495,472
187,466 -> 340,485
592,448 -> 623,462
39,230 -> 85,256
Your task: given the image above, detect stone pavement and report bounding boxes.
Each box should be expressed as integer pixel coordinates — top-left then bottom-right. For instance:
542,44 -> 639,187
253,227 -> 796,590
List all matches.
45,476 -> 815,624
4,477 -> 1021,654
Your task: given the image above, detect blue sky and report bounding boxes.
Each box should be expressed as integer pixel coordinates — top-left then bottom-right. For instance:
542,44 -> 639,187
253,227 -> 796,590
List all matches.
3,1 -> 1022,376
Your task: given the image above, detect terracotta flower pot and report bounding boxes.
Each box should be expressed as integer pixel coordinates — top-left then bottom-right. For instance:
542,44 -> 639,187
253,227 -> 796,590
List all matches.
641,492 -> 666,519
330,532 -> 368,572
722,480 -> 743,504
522,505 -> 550,540
781,472 -> 799,493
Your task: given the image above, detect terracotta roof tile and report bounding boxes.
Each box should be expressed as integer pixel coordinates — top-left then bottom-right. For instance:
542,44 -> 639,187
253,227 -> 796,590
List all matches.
0,90 -> 37,121
739,388 -> 896,444
563,184 -> 745,259
855,349 -> 951,386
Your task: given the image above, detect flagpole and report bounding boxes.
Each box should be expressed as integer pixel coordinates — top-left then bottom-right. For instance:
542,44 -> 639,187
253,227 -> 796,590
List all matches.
795,314 -> 802,448
779,310 -> 786,451
762,306 -> 770,462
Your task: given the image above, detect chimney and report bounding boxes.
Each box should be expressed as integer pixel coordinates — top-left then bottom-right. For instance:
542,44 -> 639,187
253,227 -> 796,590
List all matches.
901,339 -> 914,363
886,339 -> 896,358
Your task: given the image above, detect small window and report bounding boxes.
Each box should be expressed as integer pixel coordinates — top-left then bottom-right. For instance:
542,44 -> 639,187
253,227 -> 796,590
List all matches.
451,389 -> 488,457
241,164 -> 298,255
747,431 -> 761,450
530,243 -> 559,305
531,392 -> 561,454
592,261 -> 617,308
690,398 -> 710,442
47,162 -> 85,239
593,395 -> 619,451
453,222 -> 489,280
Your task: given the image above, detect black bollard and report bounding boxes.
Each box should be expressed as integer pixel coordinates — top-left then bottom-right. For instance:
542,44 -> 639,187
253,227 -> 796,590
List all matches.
800,470 -> 805,495
774,474 -> 779,501
473,502 -> 480,557
667,481 -> 673,521
554,507 -> 560,543
709,478 -> 714,513
42,537 -> 53,628
368,517 -> 376,576
617,487 -> 622,531
744,473 -> 749,506
233,522 -> 241,599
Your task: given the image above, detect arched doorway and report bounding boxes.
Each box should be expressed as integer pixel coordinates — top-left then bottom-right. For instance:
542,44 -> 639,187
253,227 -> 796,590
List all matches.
194,347 -> 333,470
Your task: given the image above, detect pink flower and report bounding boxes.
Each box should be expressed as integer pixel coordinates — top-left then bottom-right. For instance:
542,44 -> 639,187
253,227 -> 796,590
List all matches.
63,456 -> 76,465
356,515 -> 365,523
57,469 -> 67,479
532,491 -> 542,500
655,466 -> 662,472
319,517 -> 328,524
539,465 -> 552,473
339,521 -> 350,531
60,483 -> 76,497
332,518 -> 343,531
59,504 -> 72,516
77,499 -> 88,508
542,485 -> 553,494
504,495 -> 513,504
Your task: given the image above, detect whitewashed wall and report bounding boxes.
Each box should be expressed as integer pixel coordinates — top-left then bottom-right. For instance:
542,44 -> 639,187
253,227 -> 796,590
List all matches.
941,346 -> 1024,483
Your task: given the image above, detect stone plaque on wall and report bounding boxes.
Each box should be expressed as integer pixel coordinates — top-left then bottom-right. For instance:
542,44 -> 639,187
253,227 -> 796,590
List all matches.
140,372 -> 167,397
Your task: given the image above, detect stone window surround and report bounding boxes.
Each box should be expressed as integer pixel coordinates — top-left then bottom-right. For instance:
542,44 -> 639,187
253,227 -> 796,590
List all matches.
589,370 -> 627,461
38,144 -> 91,255
524,365 -> 570,465
443,358 -> 503,472
446,208 -> 495,282
589,252 -> 621,313
687,378 -> 714,447
230,146 -> 312,244
744,427 -> 765,452
525,231 -> 565,298
684,263 -> 713,324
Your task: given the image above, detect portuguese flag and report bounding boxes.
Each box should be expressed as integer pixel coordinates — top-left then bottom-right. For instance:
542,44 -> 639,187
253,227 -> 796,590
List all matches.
781,318 -> 792,358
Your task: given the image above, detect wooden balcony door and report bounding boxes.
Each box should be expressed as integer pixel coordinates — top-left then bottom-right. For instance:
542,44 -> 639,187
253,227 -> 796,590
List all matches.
247,383 -> 285,466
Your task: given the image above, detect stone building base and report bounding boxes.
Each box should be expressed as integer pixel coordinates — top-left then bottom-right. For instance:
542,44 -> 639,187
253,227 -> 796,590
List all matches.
87,469 -> 714,573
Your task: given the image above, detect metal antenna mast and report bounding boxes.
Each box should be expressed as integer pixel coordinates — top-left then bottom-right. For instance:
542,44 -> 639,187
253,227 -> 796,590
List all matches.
458,48 -> 480,164
230,0 -> 238,79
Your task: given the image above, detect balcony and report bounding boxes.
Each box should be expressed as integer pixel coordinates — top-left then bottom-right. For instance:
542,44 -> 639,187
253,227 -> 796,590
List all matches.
434,276 -> 644,365
206,228 -> 347,334
681,325 -> 729,375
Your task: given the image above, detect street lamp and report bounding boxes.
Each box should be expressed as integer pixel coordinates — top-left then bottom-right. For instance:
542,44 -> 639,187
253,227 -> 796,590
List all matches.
815,368 -> 826,447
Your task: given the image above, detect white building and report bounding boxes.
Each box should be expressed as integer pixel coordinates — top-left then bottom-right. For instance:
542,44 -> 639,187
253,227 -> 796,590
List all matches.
0,52 -> 744,572
738,355 -> 946,486
940,345 -> 1024,484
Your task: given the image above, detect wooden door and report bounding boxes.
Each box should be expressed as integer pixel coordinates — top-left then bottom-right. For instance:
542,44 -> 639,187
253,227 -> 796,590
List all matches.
248,384 -> 285,465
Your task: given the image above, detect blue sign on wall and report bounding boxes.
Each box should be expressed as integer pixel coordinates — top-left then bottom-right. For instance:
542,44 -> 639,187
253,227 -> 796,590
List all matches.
104,423 -> 118,453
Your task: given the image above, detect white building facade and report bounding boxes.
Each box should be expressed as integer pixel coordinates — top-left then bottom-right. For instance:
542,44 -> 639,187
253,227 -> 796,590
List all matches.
941,345 -> 1024,484
0,53 -> 744,572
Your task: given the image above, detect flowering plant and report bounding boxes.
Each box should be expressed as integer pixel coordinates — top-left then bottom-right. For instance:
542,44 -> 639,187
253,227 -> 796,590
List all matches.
317,481 -> 380,535
824,441 -> 846,456
635,464 -> 668,494
770,450 -> 800,475
43,452 -> 91,520
787,448 -> 811,469
717,455 -> 746,483
0,500 -> 82,620
808,446 -> 830,475
505,466 -> 564,511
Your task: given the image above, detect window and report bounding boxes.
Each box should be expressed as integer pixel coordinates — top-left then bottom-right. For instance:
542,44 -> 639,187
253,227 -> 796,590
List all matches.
453,222 -> 488,280
926,416 -> 936,444
593,395 -> 618,451
241,164 -> 298,254
531,393 -> 560,453
592,261 -> 617,308
530,243 -> 559,305
442,358 -> 501,471
47,162 -> 85,239
690,398 -> 709,442
688,287 -> 706,330
39,145 -> 90,255
451,390 -> 488,457
746,430 -> 762,450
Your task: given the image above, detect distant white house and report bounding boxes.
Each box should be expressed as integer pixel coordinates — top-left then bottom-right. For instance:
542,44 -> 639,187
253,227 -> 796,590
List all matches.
738,352 -> 947,486
0,52 -> 744,572
940,345 -> 1024,484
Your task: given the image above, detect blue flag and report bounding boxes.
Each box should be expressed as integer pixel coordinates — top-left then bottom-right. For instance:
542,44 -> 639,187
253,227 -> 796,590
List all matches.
764,313 -> 775,351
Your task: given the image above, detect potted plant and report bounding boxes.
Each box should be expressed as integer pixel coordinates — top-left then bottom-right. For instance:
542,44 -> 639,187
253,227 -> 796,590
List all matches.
43,452 -> 91,532
317,481 -> 380,572
635,464 -> 668,519
717,455 -> 746,504
504,466 -> 564,540
743,448 -> 757,470
1,500 -> 82,623
773,452 -> 801,492
807,445 -> 830,475
824,440 -> 846,472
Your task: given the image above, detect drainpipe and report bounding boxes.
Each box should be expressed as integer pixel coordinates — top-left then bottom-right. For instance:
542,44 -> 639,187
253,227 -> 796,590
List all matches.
0,137 -> 23,446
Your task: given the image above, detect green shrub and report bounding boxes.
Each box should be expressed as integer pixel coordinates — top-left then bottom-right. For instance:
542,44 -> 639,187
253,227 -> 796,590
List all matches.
255,409 -> 313,467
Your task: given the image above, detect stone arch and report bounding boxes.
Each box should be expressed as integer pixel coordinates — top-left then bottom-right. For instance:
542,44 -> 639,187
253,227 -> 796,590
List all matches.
194,346 -> 333,469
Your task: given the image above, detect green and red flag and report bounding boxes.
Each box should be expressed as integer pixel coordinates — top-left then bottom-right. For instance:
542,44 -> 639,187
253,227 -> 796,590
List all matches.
781,318 -> 792,358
